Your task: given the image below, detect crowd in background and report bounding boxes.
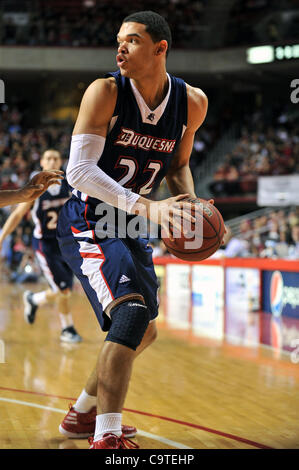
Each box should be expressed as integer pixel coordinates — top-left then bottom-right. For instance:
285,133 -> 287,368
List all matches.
1,0 -> 298,49
0,103 -> 71,188
209,107 -> 299,197
220,207 -> 299,259
224,0 -> 299,46
0,0 -> 206,49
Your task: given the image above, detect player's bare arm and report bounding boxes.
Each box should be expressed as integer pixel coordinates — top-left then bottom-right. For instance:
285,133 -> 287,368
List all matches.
0,201 -> 33,251
0,170 -> 64,208
72,78 -> 118,137
166,84 -> 208,197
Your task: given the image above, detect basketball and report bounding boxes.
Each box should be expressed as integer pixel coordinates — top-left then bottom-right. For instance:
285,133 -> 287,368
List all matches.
161,197 -> 225,261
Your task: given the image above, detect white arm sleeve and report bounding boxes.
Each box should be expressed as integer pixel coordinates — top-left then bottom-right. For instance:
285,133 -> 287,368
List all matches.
66,134 -> 140,213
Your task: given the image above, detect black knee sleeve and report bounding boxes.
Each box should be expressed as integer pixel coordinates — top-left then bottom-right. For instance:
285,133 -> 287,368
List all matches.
105,300 -> 150,351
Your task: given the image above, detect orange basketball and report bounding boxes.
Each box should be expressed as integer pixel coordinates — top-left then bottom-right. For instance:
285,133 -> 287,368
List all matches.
161,197 -> 225,261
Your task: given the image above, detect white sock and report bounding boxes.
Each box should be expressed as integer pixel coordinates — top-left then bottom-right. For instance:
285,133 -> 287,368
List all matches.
32,291 -> 47,306
94,413 -> 122,441
74,389 -> 96,413
59,313 -> 73,330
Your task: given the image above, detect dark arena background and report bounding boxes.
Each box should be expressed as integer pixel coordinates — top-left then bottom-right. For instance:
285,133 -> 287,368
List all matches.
0,0 -> 299,452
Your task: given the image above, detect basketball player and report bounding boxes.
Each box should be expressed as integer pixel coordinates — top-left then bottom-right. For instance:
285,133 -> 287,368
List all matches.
57,11 -> 209,448
0,169 -> 63,208
0,149 -> 82,343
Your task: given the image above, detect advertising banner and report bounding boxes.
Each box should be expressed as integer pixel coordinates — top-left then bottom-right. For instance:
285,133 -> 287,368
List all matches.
191,265 -> 224,340
257,175 -> 299,206
261,270 -> 299,354
225,268 -> 260,346
166,264 -> 191,329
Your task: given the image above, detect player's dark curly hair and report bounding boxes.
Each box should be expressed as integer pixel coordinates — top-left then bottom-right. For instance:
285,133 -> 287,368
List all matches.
123,11 -> 172,57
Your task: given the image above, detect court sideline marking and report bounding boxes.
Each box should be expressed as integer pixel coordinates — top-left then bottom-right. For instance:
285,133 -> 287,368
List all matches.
0,385 -> 272,449
0,397 -> 192,449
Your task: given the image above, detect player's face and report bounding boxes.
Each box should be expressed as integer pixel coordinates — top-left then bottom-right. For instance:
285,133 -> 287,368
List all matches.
116,22 -> 161,78
40,151 -> 62,171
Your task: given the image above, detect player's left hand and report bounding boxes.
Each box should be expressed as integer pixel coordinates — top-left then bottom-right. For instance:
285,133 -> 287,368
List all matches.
20,170 -> 64,202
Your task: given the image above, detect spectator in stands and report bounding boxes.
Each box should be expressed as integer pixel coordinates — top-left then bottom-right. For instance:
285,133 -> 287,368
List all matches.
225,163 -> 240,195
189,128 -> 215,174
209,161 -> 229,196
274,228 -> 290,258
266,218 -> 280,243
288,210 -> 299,228
216,226 -> 250,258
288,224 -> 299,259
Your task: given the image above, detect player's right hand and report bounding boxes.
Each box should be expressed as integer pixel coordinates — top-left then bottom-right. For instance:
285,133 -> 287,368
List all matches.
147,194 -> 197,241
19,170 -> 64,202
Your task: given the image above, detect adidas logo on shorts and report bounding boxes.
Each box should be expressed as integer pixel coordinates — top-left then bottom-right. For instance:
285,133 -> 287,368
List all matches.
119,275 -> 131,284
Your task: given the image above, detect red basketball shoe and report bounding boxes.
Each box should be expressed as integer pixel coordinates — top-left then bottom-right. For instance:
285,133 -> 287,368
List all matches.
59,404 -> 137,439
88,433 -> 139,449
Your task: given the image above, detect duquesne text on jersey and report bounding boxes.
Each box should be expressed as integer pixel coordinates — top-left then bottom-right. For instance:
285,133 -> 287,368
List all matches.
115,127 -> 176,153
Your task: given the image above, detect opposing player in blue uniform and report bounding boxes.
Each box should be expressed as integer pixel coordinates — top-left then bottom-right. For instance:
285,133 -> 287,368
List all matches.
0,149 -> 82,343
57,11 -> 209,448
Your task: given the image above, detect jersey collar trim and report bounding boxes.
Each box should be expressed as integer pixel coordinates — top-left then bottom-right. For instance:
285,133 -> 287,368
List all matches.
129,74 -> 171,126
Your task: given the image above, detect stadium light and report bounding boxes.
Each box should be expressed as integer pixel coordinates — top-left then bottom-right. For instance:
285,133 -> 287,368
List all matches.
275,44 -> 299,60
246,46 -> 274,64
247,44 -> 299,64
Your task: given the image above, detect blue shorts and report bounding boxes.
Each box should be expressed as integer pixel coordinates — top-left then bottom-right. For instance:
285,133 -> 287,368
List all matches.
32,237 -> 74,292
56,197 -> 159,331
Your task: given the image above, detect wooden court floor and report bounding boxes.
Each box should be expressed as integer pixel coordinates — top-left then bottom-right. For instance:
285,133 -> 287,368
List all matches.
0,280 -> 298,450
